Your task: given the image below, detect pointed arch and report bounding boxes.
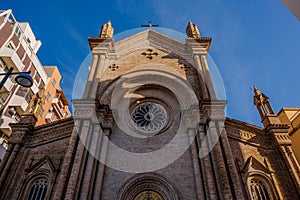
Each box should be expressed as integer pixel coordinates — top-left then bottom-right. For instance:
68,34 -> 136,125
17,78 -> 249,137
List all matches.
247,174 -> 278,200
239,156 -> 281,200
18,156 -> 57,200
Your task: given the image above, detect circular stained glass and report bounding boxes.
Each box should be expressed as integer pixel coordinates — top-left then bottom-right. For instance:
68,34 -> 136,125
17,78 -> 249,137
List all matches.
131,102 -> 168,133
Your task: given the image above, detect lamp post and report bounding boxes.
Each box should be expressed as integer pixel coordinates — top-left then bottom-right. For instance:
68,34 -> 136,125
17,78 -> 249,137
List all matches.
0,67 -> 33,90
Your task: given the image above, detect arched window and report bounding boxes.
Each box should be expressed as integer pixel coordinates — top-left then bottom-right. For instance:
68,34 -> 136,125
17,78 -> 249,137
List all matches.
27,179 -> 48,200
249,179 -> 271,200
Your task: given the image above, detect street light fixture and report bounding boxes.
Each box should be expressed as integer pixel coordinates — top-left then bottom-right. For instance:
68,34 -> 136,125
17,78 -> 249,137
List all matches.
0,67 -> 33,90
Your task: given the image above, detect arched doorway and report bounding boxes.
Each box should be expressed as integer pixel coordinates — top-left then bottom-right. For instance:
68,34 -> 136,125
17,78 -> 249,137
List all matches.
117,173 -> 180,200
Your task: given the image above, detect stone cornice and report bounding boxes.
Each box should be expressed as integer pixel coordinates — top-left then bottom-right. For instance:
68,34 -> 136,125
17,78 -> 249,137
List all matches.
265,123 -> 290,132
97,104 -> 114,130
200,100 -> 227,121
73,99 -> 99,122
88,37 -> 114,51
186,37 -> 212,52
28,120 -> 74,147
9,123 -> 34,144
225,118 -> 263,134
225,118 -> 268,147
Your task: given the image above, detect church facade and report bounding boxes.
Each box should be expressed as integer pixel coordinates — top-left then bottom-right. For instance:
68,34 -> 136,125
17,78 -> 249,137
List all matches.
0,22 -> 299,200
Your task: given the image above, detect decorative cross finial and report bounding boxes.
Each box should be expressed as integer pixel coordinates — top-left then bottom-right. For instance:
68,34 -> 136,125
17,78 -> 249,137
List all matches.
141,21 -> 158,29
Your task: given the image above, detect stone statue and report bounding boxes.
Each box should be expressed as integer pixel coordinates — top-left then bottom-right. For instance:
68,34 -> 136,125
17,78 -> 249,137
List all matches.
186,21 -> 201,39
26,88 -> 45,117
99,21 -> 114,38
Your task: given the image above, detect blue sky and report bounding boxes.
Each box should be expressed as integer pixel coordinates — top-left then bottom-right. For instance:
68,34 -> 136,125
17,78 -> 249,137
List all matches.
2,0 -> 300,126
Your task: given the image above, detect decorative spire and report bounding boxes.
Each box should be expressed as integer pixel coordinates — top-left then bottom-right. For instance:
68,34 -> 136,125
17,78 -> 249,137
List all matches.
99,21 -> 114,38
253,86 -> 275,120
186,21 -> 201,39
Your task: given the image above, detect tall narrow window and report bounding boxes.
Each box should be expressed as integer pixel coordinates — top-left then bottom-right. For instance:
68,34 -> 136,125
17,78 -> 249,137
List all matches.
52,79 -> 56,87
27,179 -> 48,200
250,179 -> 270,200
45,92 -> 51,101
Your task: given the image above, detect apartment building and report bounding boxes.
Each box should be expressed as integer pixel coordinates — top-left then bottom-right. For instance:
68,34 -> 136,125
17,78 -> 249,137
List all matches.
36,66 -> 70,126
0,9 -> 70,150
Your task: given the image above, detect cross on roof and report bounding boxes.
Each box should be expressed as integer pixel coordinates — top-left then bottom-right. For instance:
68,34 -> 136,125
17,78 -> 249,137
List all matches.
141,21 -> 158,29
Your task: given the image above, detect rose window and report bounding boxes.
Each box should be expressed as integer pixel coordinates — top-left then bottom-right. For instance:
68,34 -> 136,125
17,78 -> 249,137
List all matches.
131,102 -> 168,133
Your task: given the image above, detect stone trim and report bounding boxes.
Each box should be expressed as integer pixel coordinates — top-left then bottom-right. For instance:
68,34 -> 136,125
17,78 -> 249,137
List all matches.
117,173 -> 180,200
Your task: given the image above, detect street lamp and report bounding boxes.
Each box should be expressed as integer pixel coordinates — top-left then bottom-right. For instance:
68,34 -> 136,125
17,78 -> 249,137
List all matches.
0,67 -> 33,90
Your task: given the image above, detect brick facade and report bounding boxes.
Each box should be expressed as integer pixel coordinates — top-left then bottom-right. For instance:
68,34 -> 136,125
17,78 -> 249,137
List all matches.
0,22 -> 299,200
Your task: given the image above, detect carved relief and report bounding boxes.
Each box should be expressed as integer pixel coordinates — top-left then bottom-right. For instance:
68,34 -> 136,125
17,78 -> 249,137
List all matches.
141,49 -> 159,60
180,64 -> 190,71
108,64 -> 119,71
31,125 -> 73,146
9,131 -> 27,144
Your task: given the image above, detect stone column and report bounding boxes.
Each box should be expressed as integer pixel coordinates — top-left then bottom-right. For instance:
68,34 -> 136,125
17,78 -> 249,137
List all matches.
188,128 -> 205,200
64,119 -> 91,199
198,124 -> 218,199
201,100 -> 244,200
0,114 -> 36,197
93,128 -> 110,200
52,120 -> 80,200
83,54 -> 99,99
207,120 -> 233,199
200,55 -> 216,99
186,38 -> 216,100
79,124 -> 101,199
280,146 -> 300,192
193,54 -> 209,99
267,124 -> 300,194
89,54 -> 106,99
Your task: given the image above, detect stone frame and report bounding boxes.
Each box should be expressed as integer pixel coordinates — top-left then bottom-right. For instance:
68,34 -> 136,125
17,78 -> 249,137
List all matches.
246,173 -> 279,200
18,170 -> 54,200
117,172 -> 180,200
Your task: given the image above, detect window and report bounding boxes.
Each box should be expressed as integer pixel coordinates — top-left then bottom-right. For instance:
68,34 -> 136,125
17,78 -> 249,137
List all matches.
39,108 -> 44,117
15,26 -> 21,38
0,58 -> 7,71
52,79 -> 56,87
7,42 -> 15,50
27,179 -> 48,200
131,102 -> 168,133
249,179 -> 271,200
45,92 -> 51,101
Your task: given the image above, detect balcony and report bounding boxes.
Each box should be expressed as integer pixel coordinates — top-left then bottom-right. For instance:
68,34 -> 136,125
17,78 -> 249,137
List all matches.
52,98 -> 65,119
9,87 -> 31,112
0,115 -> 16,136
0,47 -> 24,71
9,94 -> 29,112
45,112 -> 53,123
